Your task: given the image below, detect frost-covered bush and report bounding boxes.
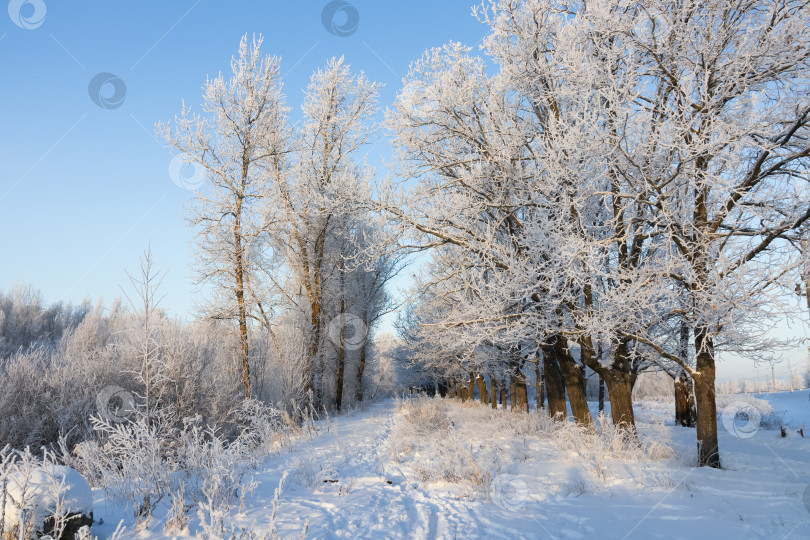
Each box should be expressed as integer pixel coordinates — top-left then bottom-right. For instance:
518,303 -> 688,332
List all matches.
391,396 -> 449,457
0,284 -> 90,359
70,398 -> 287,533
0,299 -> 254,453
71,411 -> 176,525
291,455 -> 339,489
411,433 -> 491,487
0,338 -> 123,451
233,400 -> 286,456
395,396 -> 450,434
250,322 -> 310,414
632,371 -> 675,401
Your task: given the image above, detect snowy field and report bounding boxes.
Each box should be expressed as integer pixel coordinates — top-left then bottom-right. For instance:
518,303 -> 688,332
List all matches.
85,390 -> 810,540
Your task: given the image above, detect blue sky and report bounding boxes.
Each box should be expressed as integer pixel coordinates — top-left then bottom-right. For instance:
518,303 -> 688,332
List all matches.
1,0 -> 807,381
0,0 -> 486,320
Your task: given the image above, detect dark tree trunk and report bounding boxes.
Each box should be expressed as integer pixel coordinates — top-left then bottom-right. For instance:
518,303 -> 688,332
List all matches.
554,336 -> 593,427
490,378 -> 498,409
355,341 -> 367,402
334,262 -> 348,410
476,373 -> 488,404
541,344 -> 567,420
334,321 -> 346,412
334,345 -> 345,411
513,366 -> 529,412
460,373 -> 474,402
674,370 -> 697,427
674,374 -> 686,425
438,379 -> 448,398
304,300 -> 321,408
578,336 -> 636,431
686,376 -> 696,427
694,328 -> 721,468
603,341 -> 636,430
603,373 -> 635,430
675,322 -> 696,427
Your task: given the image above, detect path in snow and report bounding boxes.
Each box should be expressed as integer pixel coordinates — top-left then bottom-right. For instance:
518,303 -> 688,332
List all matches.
93,393 -> 810,539
249,400 -> 488,539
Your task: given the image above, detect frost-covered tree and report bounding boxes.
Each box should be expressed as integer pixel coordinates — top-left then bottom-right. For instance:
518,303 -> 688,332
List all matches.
159,34 -> 286,398
262,57 -> 381,407
549,0 -> 810,467
120,247 -> 169,422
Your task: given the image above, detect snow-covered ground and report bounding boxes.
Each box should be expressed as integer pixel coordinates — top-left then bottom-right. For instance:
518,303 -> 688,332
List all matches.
92,390 -> 810,539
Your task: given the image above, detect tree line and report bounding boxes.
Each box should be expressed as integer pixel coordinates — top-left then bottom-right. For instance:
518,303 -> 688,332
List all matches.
382,0 -> 810,468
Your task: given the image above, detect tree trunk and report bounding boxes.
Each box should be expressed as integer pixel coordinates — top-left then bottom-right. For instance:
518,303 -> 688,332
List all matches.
490,378 -> 498,409
578,336 -> 635,431
598,374 -> 605,415
603,373 -> 635,430
541,344 -> 567,420
603,340 -> 636,430
334,345 -> 345,411
302,251 -> 324,409
305,304 -> 322,409
510,375 -> 517,411
355,341 -> 367,402
233,207 -> 251,399
334,269 -> 347,410
476,373 -> 488,404
535,357 -> 543,412
334,352 -> 345,410
686,376 -> 696,427
674,371 -> 687,426
675,322 -> 696,427
694,328 -> 721,468
460,373 -> 474,402
554,337 -> 593,427
438,379 -> 448,398
512,367 -> 529,413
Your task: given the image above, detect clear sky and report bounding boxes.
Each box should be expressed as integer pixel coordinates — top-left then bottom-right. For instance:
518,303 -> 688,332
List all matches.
0,1 -> 486,317
1,0 -> 807,382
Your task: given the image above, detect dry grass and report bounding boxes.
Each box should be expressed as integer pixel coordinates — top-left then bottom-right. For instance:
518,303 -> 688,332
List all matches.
390,395 -> 678,498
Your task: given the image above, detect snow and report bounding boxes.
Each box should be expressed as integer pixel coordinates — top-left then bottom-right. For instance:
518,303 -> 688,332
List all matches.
91,392 -> 810,539
2,464 -> 93,536
750,390 -> 810,430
